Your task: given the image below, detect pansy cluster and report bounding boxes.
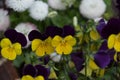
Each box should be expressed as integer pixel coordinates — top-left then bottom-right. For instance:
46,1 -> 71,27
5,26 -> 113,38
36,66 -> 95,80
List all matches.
0,0 -> 120,80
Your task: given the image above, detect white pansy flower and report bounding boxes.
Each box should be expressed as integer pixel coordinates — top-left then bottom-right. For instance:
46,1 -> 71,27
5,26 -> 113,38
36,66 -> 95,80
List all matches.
0,9 -> 10,31
79,0 -> 106,19
15,23 -> 37,48
50,52 -> 61,62
29,1 -> 48,21
6,0 -> 35,12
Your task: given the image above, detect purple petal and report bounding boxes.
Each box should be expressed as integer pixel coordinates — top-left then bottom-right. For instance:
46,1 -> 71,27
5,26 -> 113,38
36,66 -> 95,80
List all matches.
16,33 -> 27,47
101,18 -> 120,39
28,30 -> 42,41
63,25 -> 75,37
35,65 -> 50,80
23,64 -> 37,77
28,30 -> 48,41
4,29 -> 17,43
44,56 -> 50,65
99,40 -> 108,51
96,19 -> 106,36
69,72 -> 77,80
45,26 -> 63,37
94,51 -> 110,68
71,52 -> 84,71
4,29 -> 27,47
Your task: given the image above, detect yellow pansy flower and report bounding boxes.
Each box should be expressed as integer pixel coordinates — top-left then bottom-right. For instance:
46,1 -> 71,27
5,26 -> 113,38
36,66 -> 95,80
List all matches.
52,35 -> 76,55
21,75 -> 44,80
108,33 -> 120,52
32,37 -> 54,56
0,38 -> 22,60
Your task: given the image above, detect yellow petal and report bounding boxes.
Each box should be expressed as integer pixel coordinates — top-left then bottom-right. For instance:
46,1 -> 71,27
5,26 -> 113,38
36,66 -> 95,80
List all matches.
55,44 -> 63,55
56,44 -> 72,55
21,75 -> 34,80
32,39 -> 42,51
52,36 -> 62,47
1,47 -> 16,60
36,46 -> 45,56
114,52 -> 117,62
80,67 -> 92,77
107,34 -> 116,49
114,40 -> 120,52
63,45 -> 72,54
35,75 -> 44,80
90,30 -> 100,41
64,35 -> 76,46
13,43 -> 22,55
99,69 -> 105,77
89,59 -> 99,70
45,37 -> 54,54
49,68 -> 58,79
0,38 -> 12,48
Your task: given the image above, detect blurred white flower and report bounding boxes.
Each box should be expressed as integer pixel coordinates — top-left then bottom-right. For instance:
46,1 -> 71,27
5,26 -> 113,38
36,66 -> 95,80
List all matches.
79,0 -> 106,19
50,52 -> 61,62
48,0 -> 75,10
48,0 -> 66,10
15,23 -> 37,48
6,0 -> 34,12
0,9 -> 10,31
29,1 -> 48,21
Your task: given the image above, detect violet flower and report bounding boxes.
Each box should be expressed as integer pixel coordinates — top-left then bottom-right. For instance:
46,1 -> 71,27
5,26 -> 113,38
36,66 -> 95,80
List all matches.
23,64 -> 50,80
4,29 -> 27,47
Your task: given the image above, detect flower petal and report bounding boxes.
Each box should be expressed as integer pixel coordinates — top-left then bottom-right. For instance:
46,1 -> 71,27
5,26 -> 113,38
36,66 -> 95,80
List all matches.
13,43 -> 22,55
4,29 -> 27,47
45,26 -> 63,37
52,36 -> 62,47
63,25 -> 75,37
16,33 -> 27,47
107,34 -> 116,49
23,64 -> 37,77
36,46 -> 45,56
21,75 -> 34,80
90,30 -> 100,41
71,52 -> 84,71
64,35 -> 76,46
32,39 -> 41,51
28,30 -> 42,41
35,65 -> 50,80
44,37 -> 54,54
4,29 -> 17,43
114,40 -> 120,52
94,52 -> 110,68
101,18 -> 120,39
35,75 -> 44,80
0,38 -> 12,48
1,47 -> 16,60
89,59 -> 99,70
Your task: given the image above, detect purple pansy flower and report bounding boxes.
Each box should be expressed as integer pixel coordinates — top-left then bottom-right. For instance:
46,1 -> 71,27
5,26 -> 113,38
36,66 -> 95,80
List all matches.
45,25 -> 75,37
71,52 -> 84,72
23,64 -> 50,80
93,41 -> 111,68
4,29 -> 27,47
69,72 -> 77,80
94,51 -> 111,68
28,25 -> 75,40
97,18 -> 120,39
